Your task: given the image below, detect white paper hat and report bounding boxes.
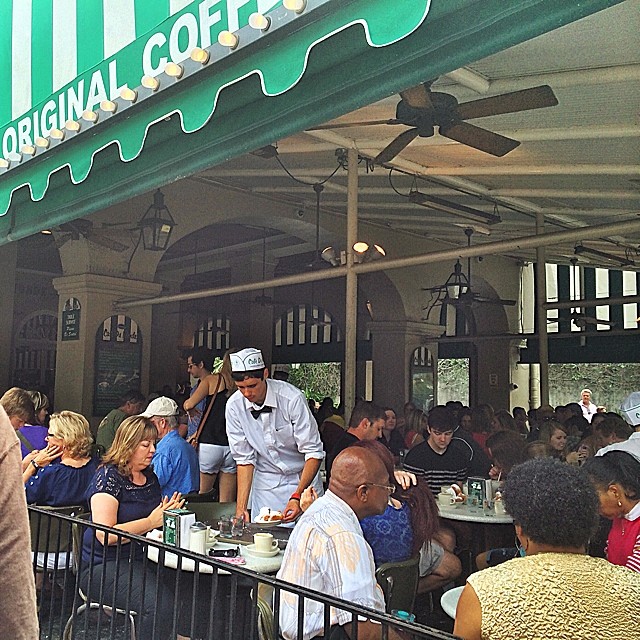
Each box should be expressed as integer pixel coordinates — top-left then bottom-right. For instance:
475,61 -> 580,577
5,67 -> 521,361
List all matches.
620,391 -> 640,426
230,348 -> 265,372
141,396 -> 178,417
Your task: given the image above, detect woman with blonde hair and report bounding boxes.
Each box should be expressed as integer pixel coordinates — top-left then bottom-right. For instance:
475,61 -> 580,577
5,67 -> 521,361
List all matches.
539,419 -> 569,460
184,348 -> 237,499
0,386 -> 35,429
81,415 -> 183,640
22,410 -> 98,507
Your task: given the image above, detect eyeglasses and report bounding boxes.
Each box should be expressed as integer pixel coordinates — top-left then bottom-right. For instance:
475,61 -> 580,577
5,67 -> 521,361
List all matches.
361,483 -> 396,495
46,432 -> 58,439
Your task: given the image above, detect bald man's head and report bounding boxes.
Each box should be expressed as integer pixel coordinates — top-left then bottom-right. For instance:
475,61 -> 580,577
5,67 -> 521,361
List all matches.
329,447 -> 391,520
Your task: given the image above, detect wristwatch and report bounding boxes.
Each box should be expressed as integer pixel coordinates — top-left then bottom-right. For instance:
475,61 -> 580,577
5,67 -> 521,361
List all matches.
31,459 -> 41,472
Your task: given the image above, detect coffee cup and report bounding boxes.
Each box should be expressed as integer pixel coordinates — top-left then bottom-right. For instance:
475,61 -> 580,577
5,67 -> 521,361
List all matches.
253,532 -> 278,553
437,493 -> 456,507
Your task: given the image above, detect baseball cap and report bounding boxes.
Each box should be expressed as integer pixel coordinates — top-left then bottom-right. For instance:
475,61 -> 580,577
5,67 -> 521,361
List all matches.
141,396 -> 178,417
230,348 -> 265,372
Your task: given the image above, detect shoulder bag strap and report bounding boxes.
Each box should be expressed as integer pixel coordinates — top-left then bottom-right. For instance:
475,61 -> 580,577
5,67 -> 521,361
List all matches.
192,374 -> 224,442
16,429 -> 35,452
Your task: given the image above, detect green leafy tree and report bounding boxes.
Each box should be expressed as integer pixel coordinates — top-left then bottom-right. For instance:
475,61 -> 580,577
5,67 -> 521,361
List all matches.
287,362 -> 341,405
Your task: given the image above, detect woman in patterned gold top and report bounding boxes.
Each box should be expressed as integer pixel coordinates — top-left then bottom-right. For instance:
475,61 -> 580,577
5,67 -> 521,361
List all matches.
454,458 -> 640,640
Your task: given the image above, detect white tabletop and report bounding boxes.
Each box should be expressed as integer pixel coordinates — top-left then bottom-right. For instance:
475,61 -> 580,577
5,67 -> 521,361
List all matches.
441,586 -> 464,619
438,503 -> 513,524
145,532 -> 283,575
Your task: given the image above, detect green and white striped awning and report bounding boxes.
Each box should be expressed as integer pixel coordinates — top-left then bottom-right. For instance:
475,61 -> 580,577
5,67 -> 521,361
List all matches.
0,0 -> 623,242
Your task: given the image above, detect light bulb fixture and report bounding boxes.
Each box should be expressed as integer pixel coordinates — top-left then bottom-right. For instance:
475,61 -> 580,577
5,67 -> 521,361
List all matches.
283,0 -> 306,13
7,152 -> 22,163
218,30 -> 239,49
50,128 -> 65,140
408,190 -> 501,225
574,245 -> 635,268
321,246 -> 340,267
35,137 -> 49,149
40,229 -> 53,235
322,242 -> 386,266
249,12 -> 271,30
100,99 -> 117,113
443,261 -> 471,300
164,62 -> 184,79
82,109 -> 98,123
141,75 -> 160,91
120,87 -> 138,102
21,144 -> 36,156
0,159 -> 9,169
139,189 -> 176,251
353,241 -> 369,254
190,47 -> 210,65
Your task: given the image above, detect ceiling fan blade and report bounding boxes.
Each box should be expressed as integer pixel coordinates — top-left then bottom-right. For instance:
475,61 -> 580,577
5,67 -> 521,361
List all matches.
375,128 -> 420,164
400,84 -> 433,110
441,121 -> 520,157
456,85 -> 558,120
307,119 -> 402,131
475,296 -> 517,306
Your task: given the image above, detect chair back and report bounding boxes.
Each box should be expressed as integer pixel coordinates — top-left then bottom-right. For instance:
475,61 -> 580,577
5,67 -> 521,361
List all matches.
186,500 -> 237,524
29,505 -> 85,554
375,555 -> 420,614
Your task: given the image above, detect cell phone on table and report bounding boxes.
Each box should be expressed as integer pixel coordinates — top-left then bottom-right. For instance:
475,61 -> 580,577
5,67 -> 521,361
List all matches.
209,547 -> 239,558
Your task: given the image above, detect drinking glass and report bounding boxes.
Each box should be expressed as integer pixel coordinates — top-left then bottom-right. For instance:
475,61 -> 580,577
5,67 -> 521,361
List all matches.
231,515 -> 245,537
218,516 -> 232,536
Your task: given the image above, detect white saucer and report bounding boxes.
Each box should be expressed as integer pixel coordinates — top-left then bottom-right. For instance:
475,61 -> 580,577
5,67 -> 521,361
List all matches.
253,519 -> 283,528
244,544 -> 280,558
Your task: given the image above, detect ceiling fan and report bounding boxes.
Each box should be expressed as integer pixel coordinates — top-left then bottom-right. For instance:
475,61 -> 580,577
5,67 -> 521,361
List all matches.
309,82 -> 558,162
548,313 -> 618,329
423,228 -> 516,318
53,219 -> 129,252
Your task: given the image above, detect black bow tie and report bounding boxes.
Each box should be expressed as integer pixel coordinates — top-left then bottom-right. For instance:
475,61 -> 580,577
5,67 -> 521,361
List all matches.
251,406 -> 272,420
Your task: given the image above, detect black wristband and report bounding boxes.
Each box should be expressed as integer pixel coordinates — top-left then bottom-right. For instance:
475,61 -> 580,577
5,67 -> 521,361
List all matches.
31,459 -> 41,472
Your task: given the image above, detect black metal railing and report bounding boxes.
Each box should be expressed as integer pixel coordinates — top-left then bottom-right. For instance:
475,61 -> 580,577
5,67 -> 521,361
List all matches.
29,506 -> 458,640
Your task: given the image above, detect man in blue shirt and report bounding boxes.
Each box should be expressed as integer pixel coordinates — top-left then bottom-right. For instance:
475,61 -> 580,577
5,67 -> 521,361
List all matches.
143,397 -> 199,496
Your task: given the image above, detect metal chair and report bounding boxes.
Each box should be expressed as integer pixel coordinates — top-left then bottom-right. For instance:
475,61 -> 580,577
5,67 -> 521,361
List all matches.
375,555 -> 421,614
62,514 -> 138,640
29,504 -> 85,577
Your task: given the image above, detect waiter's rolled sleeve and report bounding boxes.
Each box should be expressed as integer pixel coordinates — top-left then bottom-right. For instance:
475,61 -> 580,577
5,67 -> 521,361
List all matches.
289,393 -> 325,461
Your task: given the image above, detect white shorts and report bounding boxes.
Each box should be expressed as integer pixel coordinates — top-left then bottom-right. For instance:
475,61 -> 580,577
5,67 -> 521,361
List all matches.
198,444 -> 237,475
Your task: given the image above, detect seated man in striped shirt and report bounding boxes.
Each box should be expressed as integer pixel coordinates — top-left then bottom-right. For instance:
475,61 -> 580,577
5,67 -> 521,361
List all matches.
404,405 -> 473,495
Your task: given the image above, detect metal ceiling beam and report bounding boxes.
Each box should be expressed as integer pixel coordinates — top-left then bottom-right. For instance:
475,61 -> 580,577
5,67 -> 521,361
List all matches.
115,218 -> 640,309
545,295 -> 640,310
202,162 -> 640,178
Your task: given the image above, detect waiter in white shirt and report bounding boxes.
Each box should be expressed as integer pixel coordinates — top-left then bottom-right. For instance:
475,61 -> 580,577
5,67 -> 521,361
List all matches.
225,348 -> 324,523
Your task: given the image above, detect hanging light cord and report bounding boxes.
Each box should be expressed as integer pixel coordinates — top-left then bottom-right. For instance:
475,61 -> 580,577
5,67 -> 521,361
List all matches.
275,154 -> 341,187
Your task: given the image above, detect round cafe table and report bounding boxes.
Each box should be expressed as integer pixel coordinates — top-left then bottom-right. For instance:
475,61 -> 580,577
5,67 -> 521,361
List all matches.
438,504 -> 514,579
438,503 -> 513,525
441,586 -> 465,619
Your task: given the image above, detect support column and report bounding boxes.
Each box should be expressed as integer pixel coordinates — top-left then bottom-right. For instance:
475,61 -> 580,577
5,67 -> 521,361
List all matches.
368,321 -> 443,410
0,243 -> 17,391
52,274 -> 162,424
344,148 -> 359,420
535,213 -> 549,406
